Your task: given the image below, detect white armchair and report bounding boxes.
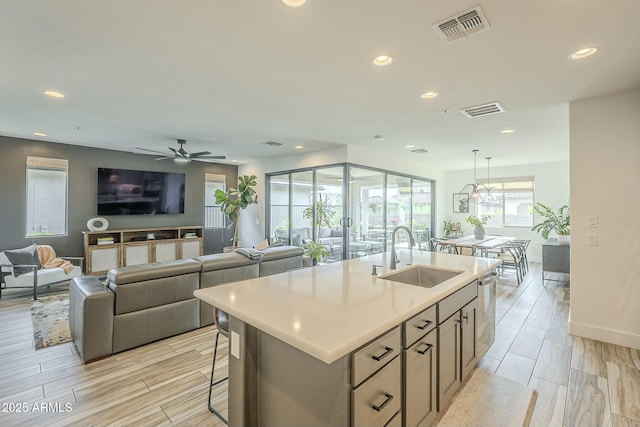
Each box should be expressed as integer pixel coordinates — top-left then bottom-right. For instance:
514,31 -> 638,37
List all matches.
0,244 -> 83,299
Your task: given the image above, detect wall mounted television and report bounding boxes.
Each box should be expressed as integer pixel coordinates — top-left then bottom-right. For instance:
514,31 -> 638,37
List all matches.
97,168 -> 185,215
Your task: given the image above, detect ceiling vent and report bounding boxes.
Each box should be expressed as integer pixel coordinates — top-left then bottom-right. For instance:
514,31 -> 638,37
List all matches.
434,5 -> 490,42
460,102 -> 505,118
263,141 -> 283,147
411,148 -> 429,154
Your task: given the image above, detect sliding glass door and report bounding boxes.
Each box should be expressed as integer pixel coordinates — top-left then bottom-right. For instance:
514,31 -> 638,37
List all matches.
266,164 -> 434,262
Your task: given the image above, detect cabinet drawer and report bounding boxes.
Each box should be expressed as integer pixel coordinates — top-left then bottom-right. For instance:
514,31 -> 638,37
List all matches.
404,304 -> 436,348
352,326 -> 401,387
438,280 -> 477,323
352,356 -> 401,427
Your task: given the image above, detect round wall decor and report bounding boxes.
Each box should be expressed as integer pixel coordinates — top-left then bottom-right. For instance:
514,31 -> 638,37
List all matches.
87,217 -> 109,232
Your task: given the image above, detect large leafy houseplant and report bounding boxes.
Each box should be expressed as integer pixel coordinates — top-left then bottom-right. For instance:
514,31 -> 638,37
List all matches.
531,202 -> 570,240
303,194 -> 335,236
214,175 -> 258,250
304,240 -> 330,265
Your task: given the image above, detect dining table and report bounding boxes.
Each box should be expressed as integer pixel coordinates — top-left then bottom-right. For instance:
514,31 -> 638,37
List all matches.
439,235 -> 514,257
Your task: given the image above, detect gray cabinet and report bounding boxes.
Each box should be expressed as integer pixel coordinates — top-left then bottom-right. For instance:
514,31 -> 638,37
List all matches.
438,311 -> 461,409
461,299 -> 477,380
437,280 -> 478,411
542,239 -> 570,284
403,327 -> 437,427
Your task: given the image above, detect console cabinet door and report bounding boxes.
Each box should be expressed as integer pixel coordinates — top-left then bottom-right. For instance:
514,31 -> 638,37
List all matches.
438,311 -> 461,410
461,298 -> 478,380
404,328 -> 437,427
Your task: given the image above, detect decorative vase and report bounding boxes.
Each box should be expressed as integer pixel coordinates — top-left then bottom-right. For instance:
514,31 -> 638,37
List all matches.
474,225 -> 485,240
557,234 -> 570,244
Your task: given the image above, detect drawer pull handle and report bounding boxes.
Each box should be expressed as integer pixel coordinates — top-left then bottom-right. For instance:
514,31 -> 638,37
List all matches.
372,392 -> 394,412
417,319 -> 432,330
417,343 -> 433,355
372,346 -> 393,361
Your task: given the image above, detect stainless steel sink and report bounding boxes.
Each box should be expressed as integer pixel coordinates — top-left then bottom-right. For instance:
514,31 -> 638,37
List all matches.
379,265 -> 463,288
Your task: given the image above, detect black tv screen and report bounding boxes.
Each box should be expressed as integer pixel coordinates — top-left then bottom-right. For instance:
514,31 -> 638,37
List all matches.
97,168 -> 185,215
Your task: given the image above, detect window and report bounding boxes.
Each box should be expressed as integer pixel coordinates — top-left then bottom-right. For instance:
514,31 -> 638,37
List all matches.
476,176 -> 534,227
204,173 -> 225,228
26,156 -> 68,237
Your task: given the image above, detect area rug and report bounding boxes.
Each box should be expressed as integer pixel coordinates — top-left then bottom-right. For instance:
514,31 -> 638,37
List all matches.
30,293 -> 72,350
437,369 -> 538,427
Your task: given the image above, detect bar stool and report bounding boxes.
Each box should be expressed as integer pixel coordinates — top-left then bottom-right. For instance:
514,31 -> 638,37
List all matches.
208,307 -> 229,424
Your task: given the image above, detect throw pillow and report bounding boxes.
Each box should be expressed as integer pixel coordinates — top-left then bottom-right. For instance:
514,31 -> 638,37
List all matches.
318,227 -> 332,238
291,234 -> 302,247
254,239 -> 269,250
4,244 -> 41,276
330,226 -> 343,237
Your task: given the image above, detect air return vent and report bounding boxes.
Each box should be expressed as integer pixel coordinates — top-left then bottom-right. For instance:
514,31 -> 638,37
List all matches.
411,148 -> 429,154
434,5 -> 490,42
460,102 -> 505,118
263,141 -> 283,147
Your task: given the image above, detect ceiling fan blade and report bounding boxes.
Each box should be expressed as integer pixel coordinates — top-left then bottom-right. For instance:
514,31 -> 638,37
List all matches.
154,156 -> 174,161
137,147 -> 169,155
195,155 -> 226,159
168,147 -> 178,155
188,151 -> 212,157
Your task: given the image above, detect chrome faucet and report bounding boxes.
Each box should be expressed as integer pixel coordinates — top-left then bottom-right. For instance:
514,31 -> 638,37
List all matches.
390,225 -> 416,269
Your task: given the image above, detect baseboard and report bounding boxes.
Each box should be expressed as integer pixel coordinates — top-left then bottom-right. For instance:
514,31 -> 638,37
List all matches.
569,320 -> 640,350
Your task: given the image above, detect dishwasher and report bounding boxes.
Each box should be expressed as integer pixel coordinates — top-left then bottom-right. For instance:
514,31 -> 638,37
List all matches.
477,270 -> 497,359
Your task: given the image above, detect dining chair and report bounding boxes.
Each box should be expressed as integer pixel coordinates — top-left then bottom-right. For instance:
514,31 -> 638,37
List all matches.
208,307 -> 229,424
511,239 -> 531,273
429,238 -> 449,252
496,243 -> 524,284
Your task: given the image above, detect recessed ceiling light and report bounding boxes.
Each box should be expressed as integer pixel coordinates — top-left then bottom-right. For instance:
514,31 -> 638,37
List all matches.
500,129 -> 515,134
281,0 -> 306,7
406,144 -> 416,148
374,135 -> 384,141
44,90 -> 65,98
373,55 -> 393,66
420,92 -> 438,99
570,47 -> 598,60
33,132 -> 48,137
231,159 -> 238,163
294,145 -> 304,149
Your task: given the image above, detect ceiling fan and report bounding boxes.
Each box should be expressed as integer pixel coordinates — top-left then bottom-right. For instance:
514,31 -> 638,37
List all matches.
137,139 -> 226,162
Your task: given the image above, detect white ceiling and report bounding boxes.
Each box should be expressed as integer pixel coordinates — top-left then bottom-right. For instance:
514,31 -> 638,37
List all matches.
1,0 -> 639,170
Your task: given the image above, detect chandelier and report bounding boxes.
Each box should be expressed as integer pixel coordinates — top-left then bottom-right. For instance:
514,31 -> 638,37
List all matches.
459,149 -> 490,201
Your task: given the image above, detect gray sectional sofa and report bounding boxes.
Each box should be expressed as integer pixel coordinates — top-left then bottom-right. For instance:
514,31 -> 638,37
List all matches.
69,246 -> 303,362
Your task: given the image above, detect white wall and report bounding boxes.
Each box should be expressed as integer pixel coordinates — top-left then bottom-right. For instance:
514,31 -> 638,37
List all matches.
443,162 -> 570,262
238,145 -> 447,247
569,89 -> 640,349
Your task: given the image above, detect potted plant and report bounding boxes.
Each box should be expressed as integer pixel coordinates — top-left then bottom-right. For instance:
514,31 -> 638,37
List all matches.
303,194 -> 336,237
466,214 -> 490,239
443,220 -> 463,239
304,240 -> 330,265
214,175 -> 258,251
531,202 -> 570,242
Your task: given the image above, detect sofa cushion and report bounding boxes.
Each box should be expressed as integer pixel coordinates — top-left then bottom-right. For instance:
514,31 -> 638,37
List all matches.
261,245 -> 304,262
107,259 -> 201,285
3,244 -> 41,276
196,252 -> 260,272
3,265 -> 82,287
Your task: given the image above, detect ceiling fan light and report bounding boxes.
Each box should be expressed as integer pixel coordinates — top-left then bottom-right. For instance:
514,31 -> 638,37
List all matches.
174,157 -> 190,163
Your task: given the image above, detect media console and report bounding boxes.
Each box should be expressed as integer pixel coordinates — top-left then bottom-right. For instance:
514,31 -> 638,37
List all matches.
82,226 -> 203,275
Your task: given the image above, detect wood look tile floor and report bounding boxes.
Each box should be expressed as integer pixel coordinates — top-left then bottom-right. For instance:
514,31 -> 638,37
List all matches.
1,264 -> 639,427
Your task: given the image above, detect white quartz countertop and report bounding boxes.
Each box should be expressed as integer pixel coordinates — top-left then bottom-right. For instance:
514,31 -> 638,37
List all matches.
194,250 -> 501,364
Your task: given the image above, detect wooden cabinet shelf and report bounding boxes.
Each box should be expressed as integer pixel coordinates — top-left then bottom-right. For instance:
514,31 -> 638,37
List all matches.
83,226 -> 203,275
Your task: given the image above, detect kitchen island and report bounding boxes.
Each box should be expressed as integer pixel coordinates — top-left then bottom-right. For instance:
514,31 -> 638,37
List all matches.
195,249 -> 501,427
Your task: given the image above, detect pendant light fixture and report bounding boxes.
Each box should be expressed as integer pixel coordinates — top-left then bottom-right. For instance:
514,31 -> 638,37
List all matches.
483,156 -> 498,203
459,149 -> 489,201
